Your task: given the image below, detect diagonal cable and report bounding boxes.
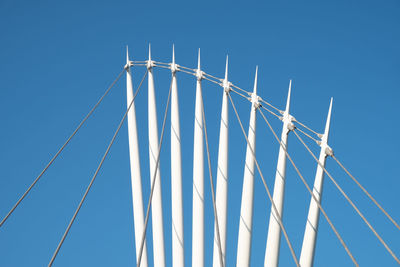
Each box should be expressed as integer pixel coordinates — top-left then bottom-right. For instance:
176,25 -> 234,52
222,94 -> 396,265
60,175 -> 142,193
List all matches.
48,69 -> 148,267
0,68 -> 126,228
137,77 -> 173,267
331,154 -> 400,232
293,129 -> 400,264
201,90 -> 225,267
227,93 -> 300,267
257,108 -> 359,266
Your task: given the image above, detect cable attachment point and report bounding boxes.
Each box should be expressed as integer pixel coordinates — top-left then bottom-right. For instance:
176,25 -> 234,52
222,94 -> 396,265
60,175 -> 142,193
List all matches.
196,68 -> 204,81
170,62 -> 180,74
287,122 -> 296,131
146,59 -> 155,70
325,146 -> 334,156
222,80 -> 231,93
251,92 -> 260,108
124,61 -> 133,70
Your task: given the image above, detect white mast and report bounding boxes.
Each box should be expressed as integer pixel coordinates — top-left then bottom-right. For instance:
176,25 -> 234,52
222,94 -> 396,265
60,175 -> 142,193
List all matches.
264,80 -> 293,267
192,49 -> 205,267
126,47 -> 149,267
212,56 -> 230,267
236,67 -> 259,267
170,45 -> 184,267
299,98 -> 333,267
147,44 -> 166,267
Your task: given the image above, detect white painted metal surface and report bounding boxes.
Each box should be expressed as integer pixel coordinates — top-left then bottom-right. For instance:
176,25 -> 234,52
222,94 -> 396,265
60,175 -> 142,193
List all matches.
193,50 -> 205,267
264,81 -> 293,267
236,67 -> 259,267
126,48 -> 149,267
213,56 -> 230,267
170,46 -> 185,267
147,45 -> 166,267
299,98 -> 333,267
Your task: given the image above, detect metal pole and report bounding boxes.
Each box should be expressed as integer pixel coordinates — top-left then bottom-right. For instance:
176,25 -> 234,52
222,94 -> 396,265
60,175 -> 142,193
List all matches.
264,80 -> 293,267
236,67 -> 259,266
147,45 -> 166,267
193,49 -> 205,267
299,98 -> 333,267
170,46 -> 185,267
126,47 -> 149,267
213,56 -> 230,267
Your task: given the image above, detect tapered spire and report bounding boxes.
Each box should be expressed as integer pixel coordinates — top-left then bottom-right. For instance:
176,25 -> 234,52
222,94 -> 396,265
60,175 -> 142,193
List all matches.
253,66 -> 258,94
323,98 -> 333,139
285,80 -> 292,114
236,66 -> 259,266
197,48 -> 201,70
300,98 -> 334,267
224,55 -> 229,82
148,43 -> 152,61
126,45 -> 130,64
172,44 -> 176,65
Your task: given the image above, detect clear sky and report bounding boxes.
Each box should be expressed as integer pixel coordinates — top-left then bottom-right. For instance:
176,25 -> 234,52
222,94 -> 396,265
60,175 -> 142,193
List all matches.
0,0 -> 399,266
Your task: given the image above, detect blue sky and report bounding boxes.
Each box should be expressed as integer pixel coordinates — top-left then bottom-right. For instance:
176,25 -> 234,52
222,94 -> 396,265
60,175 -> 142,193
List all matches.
0,0 -> 399,266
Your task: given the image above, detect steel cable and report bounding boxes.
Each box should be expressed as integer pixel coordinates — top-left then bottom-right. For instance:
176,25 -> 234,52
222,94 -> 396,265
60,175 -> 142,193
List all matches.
293,129 -> 400,264
0,68 -> 125,228
331,155 -> 400,232
258,108 -> 359,266
48,69 -> 147,266
137,76 -> 173,267
202,90 -> 225,267
228,93 -> 300,267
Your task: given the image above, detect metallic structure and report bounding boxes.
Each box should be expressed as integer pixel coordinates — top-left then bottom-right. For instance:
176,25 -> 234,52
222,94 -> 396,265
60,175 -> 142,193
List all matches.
1,45 -> 399,267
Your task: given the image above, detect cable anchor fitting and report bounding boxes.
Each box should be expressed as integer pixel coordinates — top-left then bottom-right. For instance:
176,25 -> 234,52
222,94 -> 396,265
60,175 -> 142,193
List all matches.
124,61 -> 133,70
170,62 -> 180,74
222,80 -> 231,93
287,122 -> 296,131
196,68 -> 204,81
146,59 -> 155,70
325,146 -> 334,156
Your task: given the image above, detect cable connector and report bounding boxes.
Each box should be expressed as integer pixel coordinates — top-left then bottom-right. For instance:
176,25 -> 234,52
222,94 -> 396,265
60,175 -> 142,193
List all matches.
325,146 -> 334,156
170,63 -> 180,74
287,122 -> 296,131
196,69 -> 204,81
146,59 -> 155,70
124,61 -> 133,70
222,80 -> 231,93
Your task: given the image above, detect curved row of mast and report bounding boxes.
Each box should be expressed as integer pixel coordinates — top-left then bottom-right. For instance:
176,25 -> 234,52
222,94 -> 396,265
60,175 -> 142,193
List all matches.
125,45 -> 332,267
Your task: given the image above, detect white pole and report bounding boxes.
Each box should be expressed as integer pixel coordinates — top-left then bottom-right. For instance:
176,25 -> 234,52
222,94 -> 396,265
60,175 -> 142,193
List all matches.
236,67 -> 259,267
213,56 -> 230,267
192,49 -> 205,267
264,80 -> 293,267
147,45 -> 166,267
299,98 -> 333,267
170,45 -> 184,267
126,47 -> 149,267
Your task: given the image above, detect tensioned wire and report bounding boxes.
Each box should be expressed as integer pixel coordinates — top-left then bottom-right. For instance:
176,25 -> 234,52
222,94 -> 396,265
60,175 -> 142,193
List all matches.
137,73 -> 172,267
201,85 -> 225,267
227,92 -> 300,267
0,68 -> 126,228
135,60 -> 322,143
257,108 -> 359,266
331,154 -> 400,232
292,129 -> 400,265
48,69 -> 148,266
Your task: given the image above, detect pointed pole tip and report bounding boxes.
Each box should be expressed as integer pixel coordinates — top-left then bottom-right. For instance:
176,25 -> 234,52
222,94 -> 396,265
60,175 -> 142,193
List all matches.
148,43 -> 152,60
224,55 -> 229,81
253,66 -> 258,94
197,48 -> 201,69
172,44 -> 175,64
